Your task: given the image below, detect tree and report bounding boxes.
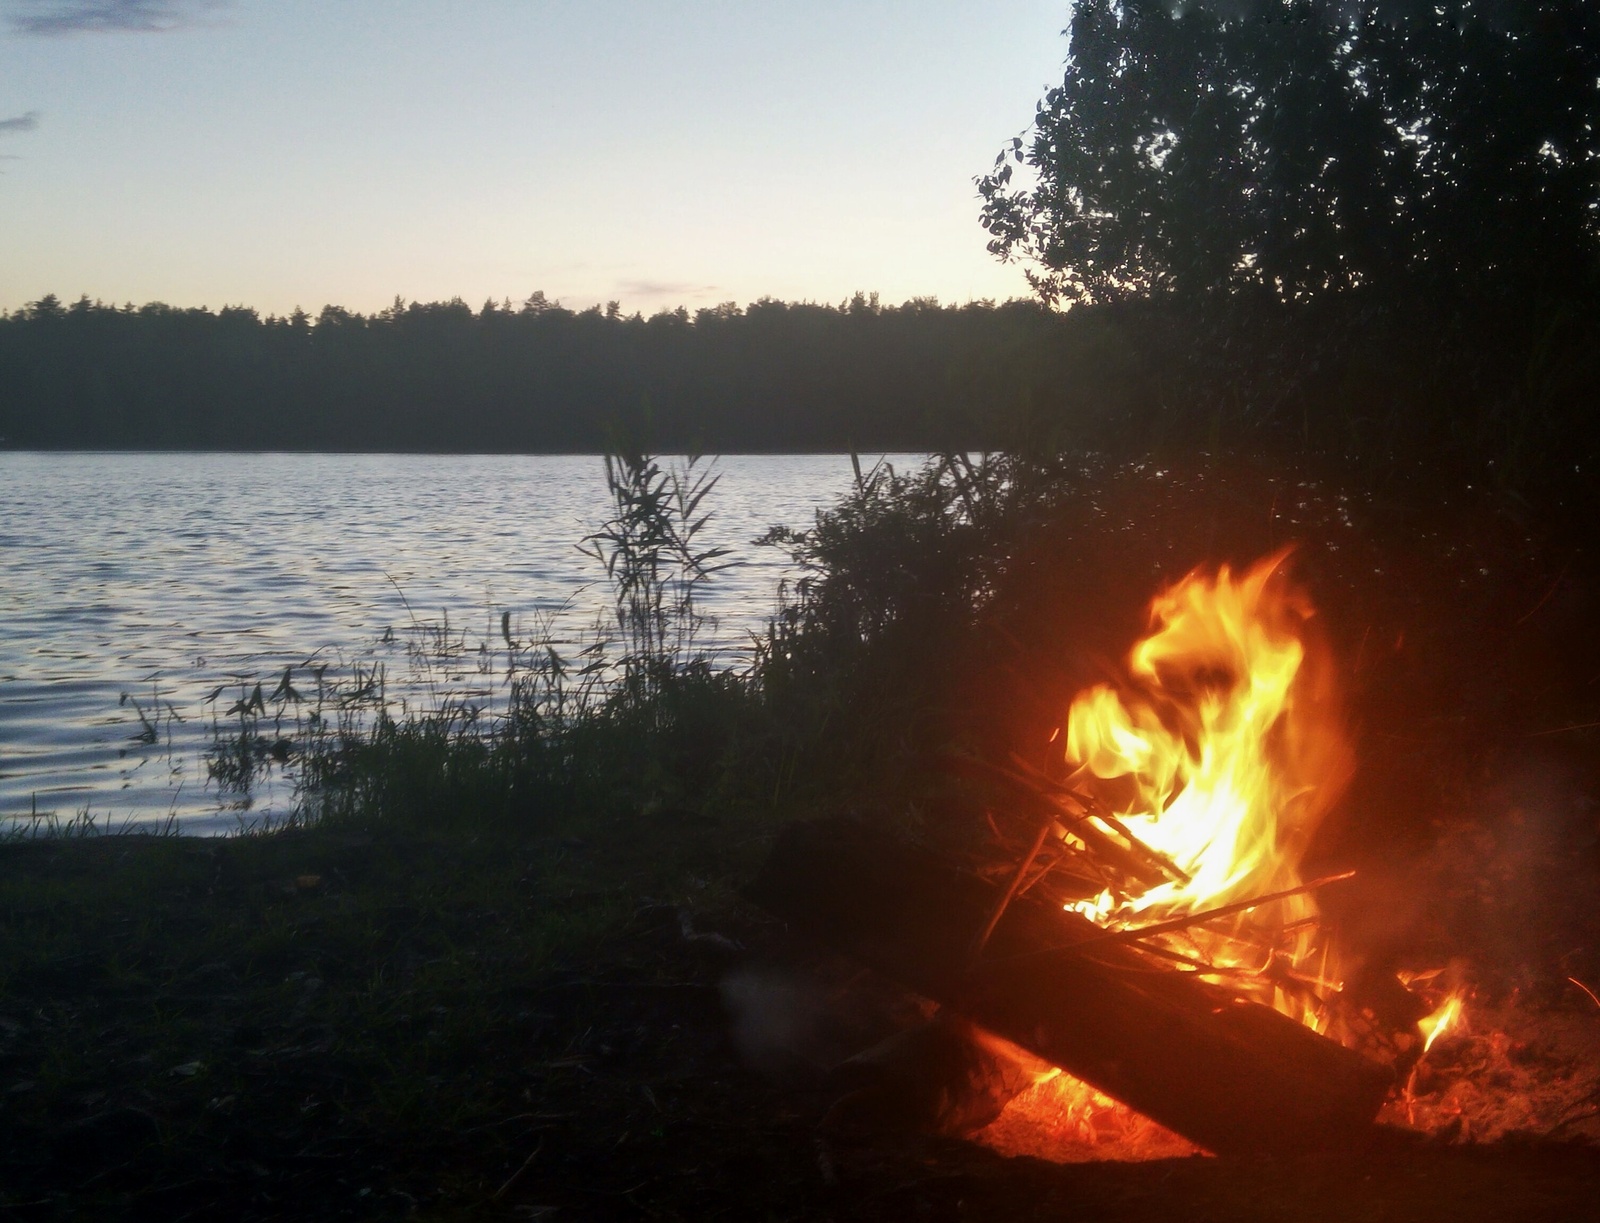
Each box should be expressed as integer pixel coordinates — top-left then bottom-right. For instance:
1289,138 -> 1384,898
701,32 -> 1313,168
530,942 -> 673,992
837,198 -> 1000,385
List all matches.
979,0 -> 1600,311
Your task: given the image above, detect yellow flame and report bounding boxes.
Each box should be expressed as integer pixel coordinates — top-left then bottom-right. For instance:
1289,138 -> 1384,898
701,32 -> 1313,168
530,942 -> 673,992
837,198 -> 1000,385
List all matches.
1419,992 -> 1465,1055
1059,550 -> 1352,1027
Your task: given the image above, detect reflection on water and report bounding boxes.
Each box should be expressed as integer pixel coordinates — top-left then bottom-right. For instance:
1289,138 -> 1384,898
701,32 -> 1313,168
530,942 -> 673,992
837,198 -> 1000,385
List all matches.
0,452 -> 902,832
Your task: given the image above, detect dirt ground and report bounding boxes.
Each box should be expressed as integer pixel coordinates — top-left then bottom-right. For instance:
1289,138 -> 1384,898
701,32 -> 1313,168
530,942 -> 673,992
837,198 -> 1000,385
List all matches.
1,826 -> 1598,1221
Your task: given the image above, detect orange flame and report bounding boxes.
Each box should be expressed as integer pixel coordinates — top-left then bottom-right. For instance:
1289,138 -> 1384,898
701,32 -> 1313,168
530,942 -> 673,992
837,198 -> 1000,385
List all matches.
1058,550 -> 1353,1029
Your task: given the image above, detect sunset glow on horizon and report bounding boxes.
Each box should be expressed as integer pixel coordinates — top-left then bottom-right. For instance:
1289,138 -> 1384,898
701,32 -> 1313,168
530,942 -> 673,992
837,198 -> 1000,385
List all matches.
0,0 -> 1068,317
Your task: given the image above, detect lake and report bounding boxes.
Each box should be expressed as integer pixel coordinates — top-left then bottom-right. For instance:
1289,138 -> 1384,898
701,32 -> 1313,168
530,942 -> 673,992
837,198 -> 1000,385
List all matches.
0,452 -> 913,832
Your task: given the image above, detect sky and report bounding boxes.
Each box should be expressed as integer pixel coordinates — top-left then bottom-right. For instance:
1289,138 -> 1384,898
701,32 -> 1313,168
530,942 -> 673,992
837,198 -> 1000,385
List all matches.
0,0 -> 1069,317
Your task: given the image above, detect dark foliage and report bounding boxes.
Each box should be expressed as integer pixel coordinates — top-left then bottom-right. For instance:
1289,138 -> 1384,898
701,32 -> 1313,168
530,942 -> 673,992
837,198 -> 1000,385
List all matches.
979,0 -> 1600,311
0,292 -> 1073,453
974,0 -> 1600,519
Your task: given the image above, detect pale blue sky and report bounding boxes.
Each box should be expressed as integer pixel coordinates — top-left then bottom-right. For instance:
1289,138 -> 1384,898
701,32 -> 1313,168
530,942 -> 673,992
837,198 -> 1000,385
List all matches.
0,0 -> 1067,315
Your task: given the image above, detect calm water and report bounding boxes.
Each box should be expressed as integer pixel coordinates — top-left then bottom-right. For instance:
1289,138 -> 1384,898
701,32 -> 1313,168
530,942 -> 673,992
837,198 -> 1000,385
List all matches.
0,452 -> 907,832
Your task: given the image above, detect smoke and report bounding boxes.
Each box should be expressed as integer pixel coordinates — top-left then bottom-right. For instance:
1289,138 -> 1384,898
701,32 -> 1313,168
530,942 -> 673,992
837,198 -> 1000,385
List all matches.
1335,749 -> 1600,997
720,963 -> 936,1080
721,969 -> 830,1076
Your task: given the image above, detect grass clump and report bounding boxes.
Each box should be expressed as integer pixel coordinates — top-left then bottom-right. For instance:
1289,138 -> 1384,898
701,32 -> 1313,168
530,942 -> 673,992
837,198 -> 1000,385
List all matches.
289,451 -> 756,835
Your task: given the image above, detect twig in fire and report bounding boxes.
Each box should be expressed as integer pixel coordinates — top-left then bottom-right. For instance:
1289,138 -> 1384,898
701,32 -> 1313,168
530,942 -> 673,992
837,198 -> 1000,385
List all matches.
946,748 -> 1359,1010
943,752 -> 1187,902
1004,751 -> 1194,887
968,807 -> 1056,964
979,870 -> 1357,967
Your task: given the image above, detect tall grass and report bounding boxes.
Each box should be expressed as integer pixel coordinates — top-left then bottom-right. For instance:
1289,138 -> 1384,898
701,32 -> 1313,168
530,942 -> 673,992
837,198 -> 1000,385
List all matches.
272,452 -> 752,831
581,450 -> 733,702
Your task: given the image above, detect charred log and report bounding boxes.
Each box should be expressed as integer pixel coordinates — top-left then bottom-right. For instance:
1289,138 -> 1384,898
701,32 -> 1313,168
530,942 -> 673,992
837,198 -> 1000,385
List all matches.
747,817 -> 1395,1157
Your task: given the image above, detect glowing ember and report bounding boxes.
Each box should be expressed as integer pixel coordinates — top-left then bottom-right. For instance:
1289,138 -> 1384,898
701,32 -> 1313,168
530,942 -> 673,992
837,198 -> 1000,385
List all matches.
1056,549 -> 1351,1030
975,1069 -> 1198,1163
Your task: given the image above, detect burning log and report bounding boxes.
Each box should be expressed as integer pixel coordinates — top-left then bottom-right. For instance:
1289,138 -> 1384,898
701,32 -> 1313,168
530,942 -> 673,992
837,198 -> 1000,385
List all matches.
748,817 -> 1395,1157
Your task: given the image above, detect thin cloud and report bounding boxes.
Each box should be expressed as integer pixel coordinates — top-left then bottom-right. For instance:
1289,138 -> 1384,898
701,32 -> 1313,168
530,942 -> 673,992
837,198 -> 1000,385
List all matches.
6,0 -> 229,35
616,279 -> 723,300
0,110 -> 39,174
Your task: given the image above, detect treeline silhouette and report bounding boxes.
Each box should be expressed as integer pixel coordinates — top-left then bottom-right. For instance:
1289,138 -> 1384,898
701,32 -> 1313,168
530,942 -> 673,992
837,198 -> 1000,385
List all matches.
5,286 -> 1597,522
0,292 -> 1080,453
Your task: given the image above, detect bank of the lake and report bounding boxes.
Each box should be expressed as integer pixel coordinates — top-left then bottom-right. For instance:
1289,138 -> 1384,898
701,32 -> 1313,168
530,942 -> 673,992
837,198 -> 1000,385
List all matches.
0,452 -> 914,831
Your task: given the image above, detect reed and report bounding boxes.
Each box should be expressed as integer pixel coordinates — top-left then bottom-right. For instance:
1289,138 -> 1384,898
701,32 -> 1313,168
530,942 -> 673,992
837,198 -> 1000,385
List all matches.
273,451 -> 752,831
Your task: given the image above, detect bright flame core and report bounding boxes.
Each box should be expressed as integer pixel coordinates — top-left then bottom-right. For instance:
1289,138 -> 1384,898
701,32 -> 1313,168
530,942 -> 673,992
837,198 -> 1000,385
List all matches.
1060,551 -> 1353,1028
1419,992 -> 1465,1055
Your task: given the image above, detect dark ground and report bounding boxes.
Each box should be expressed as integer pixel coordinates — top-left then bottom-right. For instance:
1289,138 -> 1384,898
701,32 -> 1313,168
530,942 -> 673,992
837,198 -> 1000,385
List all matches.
1,815 -> 1599,1222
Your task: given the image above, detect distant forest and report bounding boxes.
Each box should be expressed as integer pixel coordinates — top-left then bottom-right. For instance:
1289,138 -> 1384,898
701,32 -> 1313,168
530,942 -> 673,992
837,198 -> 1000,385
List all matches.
0,293 -> 1084,453
4,286 -> 1596,523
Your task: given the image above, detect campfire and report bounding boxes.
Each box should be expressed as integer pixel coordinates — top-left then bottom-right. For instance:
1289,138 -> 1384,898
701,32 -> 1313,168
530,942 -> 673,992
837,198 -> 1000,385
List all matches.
749,548 -> 1511,1159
